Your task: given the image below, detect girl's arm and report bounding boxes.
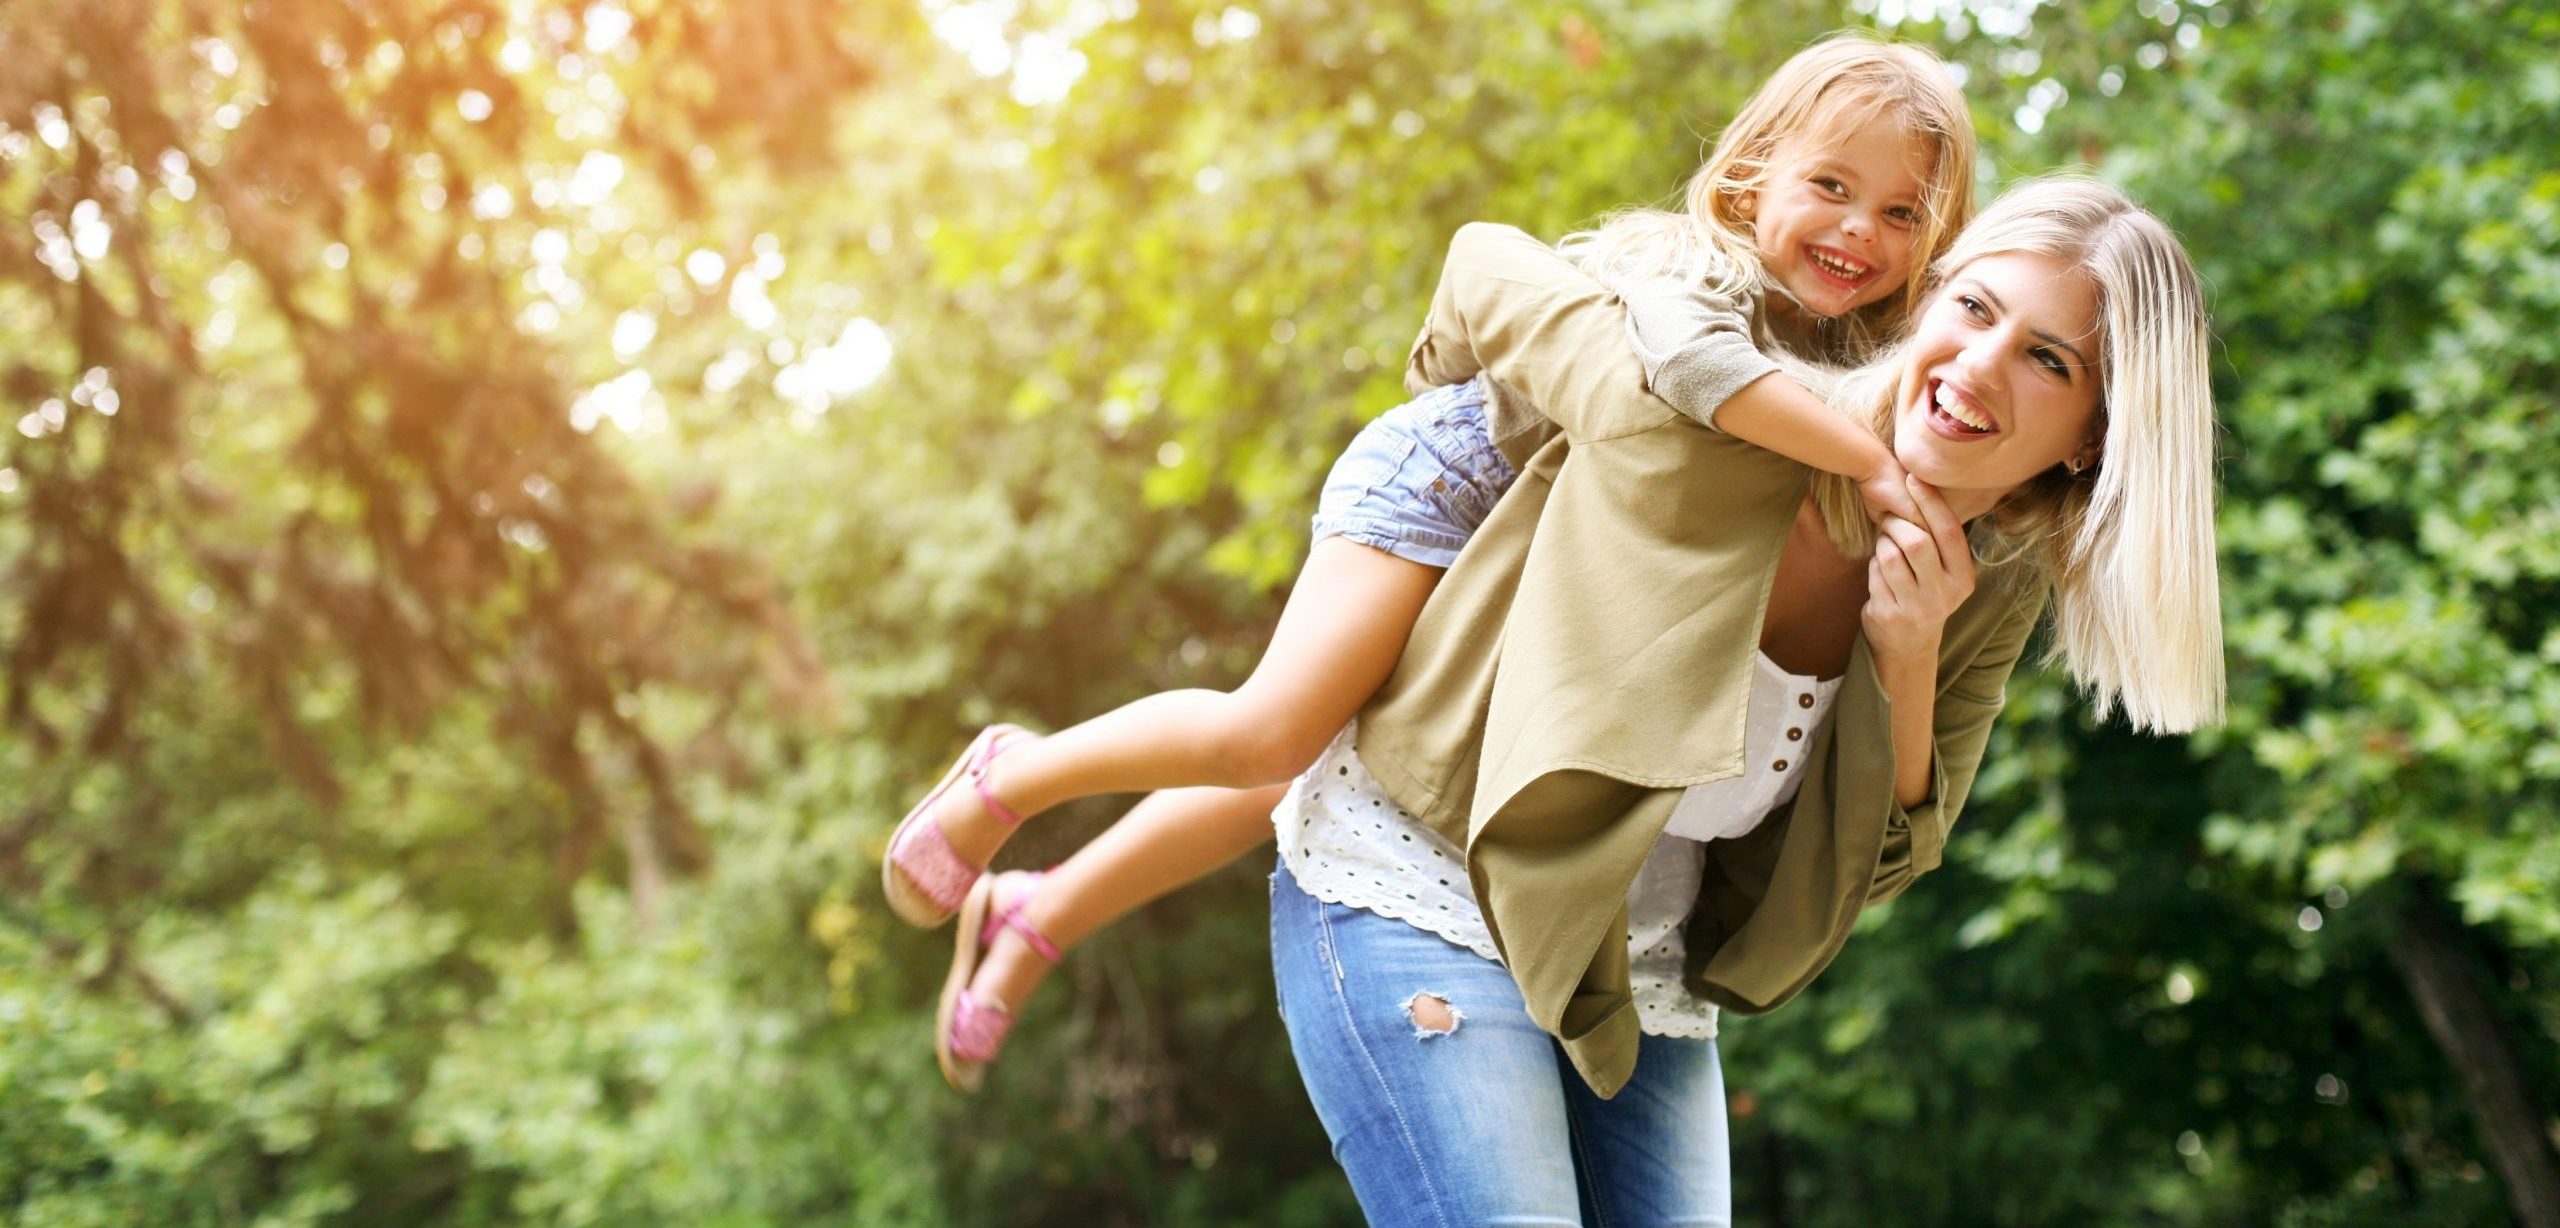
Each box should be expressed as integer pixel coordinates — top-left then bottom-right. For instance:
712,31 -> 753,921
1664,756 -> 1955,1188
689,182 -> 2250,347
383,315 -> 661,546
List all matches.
1618,276 -> 1918,525
1409,225 -> 1916,520
1404,223 -> 1687,445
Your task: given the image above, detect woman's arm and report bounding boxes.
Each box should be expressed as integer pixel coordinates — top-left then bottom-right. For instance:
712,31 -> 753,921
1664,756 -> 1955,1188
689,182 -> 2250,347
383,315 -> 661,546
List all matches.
1864,574 -> 2040,903
1683,574 -> 2041,1015
1864,478 -> 1980,810
1859,478 -> 2042,901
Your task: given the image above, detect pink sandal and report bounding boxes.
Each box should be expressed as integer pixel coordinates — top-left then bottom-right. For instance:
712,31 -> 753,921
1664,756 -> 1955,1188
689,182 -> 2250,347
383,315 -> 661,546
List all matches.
937,870 -> 1062,1093
881,724 -> 1033,928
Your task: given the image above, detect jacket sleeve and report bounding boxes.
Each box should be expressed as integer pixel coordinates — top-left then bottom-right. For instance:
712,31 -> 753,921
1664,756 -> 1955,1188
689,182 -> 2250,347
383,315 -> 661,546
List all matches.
1682,573 -> 2049,1015
1403,223 -> 1684,446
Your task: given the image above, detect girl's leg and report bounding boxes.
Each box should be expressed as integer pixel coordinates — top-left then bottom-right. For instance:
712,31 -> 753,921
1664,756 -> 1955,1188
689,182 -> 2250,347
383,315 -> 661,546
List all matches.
1269,858 -> 1582,1227
1562,1032 -> 1734,1228
965,783 -> 1287,1020
919,538 -> 1440,873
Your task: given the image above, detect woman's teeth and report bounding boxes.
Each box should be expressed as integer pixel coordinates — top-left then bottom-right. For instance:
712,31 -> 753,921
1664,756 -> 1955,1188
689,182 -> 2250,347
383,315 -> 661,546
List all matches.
1808,248 -> 1870,280
1932,382 -> 1994,433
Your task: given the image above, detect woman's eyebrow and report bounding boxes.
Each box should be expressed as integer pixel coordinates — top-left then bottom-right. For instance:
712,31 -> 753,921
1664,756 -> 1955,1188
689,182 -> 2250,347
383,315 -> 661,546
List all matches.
2036,328 -> 2093,369
1959,280 -> 2094,369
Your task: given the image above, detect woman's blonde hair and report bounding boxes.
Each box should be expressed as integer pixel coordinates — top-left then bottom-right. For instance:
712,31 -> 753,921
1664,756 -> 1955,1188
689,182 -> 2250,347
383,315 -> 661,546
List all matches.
1561,31 -> 1977,363
1808,174 -> 2226,732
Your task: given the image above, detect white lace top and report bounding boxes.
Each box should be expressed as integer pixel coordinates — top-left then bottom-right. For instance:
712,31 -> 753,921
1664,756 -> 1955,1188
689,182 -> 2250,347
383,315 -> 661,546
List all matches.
1274,652 -> 1843,1039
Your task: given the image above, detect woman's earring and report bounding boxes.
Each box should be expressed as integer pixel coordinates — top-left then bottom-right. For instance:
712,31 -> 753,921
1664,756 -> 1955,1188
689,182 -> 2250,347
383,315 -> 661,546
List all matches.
2066,453 -> 2095,476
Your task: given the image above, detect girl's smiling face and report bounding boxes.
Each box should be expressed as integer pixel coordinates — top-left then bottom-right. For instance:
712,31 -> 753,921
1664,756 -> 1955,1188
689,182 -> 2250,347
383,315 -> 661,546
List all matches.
1748,110 -> 1932,321
1892,251 -> 2107,514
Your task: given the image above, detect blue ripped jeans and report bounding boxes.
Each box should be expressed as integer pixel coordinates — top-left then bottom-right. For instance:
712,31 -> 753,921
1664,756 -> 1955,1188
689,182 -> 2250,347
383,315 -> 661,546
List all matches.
1270,860 -> 1733,1227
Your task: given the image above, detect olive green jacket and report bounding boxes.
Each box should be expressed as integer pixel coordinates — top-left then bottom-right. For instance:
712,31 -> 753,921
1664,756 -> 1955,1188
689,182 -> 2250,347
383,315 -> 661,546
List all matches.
1354,223 -> 2049,1098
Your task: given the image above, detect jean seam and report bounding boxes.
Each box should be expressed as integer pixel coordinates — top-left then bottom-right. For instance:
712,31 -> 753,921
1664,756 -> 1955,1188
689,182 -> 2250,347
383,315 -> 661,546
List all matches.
1268,870 -> 1288,1025
1311,895 -> 1456,1228
1564,1084 -> 1614,1228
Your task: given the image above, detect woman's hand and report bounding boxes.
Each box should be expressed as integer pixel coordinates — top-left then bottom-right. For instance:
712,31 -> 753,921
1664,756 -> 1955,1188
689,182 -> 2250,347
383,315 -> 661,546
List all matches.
1863,476 -> 1975,661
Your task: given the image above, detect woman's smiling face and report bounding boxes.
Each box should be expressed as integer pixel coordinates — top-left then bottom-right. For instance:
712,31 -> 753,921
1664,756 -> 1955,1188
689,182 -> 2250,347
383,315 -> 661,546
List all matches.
1892,251 -> 2107,513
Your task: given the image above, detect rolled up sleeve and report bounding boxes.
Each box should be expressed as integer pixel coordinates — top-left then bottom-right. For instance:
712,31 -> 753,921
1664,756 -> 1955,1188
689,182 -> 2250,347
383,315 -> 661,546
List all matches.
1606,274 -> 1781,433
1403,223 -> 1683,448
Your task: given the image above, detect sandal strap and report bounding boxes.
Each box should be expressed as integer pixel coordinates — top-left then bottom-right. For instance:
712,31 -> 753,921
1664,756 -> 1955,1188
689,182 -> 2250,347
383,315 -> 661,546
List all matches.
979,870 -> 1063,965
946,991 -> 1013,1064
967,732 -> 1028,828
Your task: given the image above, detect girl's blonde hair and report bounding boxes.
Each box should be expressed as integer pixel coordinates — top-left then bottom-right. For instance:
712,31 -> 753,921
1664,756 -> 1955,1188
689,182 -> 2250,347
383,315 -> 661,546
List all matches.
1807,174 -> 2227,733
1562,31 -> 1977,362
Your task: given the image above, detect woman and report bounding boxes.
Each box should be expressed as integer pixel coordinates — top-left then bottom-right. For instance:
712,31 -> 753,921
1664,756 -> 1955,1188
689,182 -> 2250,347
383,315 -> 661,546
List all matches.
1268,174 -> 2225,1226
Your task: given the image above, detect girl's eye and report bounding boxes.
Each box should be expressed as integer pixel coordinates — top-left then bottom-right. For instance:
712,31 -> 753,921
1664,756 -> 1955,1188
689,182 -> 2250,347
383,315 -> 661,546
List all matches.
1886,206 -> 1919,228
1814,177 -> 1848,196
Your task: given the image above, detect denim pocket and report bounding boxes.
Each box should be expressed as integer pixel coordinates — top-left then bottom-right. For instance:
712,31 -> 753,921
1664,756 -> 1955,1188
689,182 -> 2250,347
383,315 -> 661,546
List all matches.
1410,388 -> 1514,524
1319,427 -> 1419,516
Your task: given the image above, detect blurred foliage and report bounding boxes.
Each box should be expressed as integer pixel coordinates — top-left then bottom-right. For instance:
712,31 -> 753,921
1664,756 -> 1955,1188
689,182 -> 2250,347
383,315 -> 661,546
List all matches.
0,0 -> 2555,1225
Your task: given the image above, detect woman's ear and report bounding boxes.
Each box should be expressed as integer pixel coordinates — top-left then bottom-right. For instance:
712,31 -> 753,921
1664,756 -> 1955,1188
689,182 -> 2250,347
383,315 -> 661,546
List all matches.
2069,416 -> 2106,475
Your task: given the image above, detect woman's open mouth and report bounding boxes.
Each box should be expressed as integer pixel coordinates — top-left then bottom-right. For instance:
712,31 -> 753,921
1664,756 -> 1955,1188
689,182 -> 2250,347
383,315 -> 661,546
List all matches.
1927,379 -> 1997,437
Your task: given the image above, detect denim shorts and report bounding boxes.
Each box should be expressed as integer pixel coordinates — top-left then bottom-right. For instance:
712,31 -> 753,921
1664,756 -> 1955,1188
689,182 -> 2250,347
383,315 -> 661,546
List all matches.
1270,859 -> 1733,1227
1310,377 -> 1519,570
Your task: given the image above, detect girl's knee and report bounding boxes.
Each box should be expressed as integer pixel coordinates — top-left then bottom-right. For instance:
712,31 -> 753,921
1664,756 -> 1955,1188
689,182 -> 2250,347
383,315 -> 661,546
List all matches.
1201,693 -> 1338,786
1187,685 -> 1331,782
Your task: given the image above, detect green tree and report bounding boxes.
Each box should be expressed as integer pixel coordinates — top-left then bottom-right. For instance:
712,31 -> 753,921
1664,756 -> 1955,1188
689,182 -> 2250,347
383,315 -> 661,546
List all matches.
4,0 -> 2554,1224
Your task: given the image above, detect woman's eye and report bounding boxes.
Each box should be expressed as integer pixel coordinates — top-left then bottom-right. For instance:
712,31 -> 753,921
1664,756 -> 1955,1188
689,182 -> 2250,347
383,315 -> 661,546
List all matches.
1957,294 -> 1988,319
2035,349 -> 2070,377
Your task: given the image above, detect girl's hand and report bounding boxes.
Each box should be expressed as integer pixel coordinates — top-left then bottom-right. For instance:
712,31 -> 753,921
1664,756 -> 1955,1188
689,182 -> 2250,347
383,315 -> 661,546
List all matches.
1856,452 -> 1922,527
1863,477 -> 1975,660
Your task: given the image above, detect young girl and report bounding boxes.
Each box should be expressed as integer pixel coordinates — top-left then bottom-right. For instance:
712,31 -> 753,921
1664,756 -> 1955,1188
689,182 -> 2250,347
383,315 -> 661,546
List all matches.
887,33 -> 1980,1090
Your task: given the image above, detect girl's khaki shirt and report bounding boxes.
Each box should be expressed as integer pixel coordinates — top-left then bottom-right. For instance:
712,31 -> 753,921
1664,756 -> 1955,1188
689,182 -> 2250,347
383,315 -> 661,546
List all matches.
1355,224 -> 2049,1098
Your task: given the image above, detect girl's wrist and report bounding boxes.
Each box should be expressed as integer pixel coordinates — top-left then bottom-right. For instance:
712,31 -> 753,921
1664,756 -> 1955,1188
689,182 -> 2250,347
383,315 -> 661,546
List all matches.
1855,435 -> 1901,483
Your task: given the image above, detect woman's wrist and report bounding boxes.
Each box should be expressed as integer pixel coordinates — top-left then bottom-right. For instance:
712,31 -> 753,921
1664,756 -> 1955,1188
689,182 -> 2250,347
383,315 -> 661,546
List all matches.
1866,618 -> 1945,668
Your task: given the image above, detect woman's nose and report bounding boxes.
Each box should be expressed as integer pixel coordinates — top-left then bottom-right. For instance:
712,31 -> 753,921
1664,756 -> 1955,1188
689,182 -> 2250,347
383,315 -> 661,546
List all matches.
1954,337 -> 2007,393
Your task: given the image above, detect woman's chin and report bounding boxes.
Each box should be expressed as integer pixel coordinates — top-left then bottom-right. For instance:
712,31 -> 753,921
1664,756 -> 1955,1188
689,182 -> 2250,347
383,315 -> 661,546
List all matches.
1890,434 -> 1958,487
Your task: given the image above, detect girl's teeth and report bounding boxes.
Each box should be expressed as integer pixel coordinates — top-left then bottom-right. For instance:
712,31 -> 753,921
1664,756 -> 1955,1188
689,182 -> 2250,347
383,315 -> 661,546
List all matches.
1810,250 -> 1867,279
